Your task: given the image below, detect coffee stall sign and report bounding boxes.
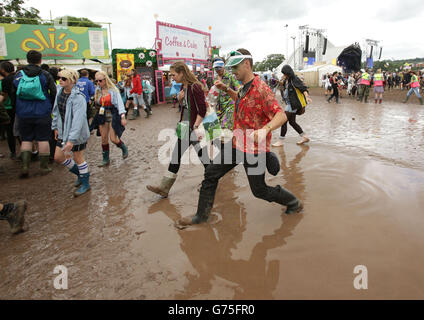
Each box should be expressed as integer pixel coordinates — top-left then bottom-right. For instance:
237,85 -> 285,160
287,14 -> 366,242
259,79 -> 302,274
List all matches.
155,21 -> 211,64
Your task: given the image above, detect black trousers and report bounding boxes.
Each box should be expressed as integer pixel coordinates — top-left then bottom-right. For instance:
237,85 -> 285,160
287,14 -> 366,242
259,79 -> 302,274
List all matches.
195,145 -> 298,217
168,137 -> 210,174
328,86 -> 339,102
280,112 -> 303,137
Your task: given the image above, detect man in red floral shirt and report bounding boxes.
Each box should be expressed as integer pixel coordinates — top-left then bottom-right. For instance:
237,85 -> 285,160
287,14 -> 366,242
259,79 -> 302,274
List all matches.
179,49 -> 303,226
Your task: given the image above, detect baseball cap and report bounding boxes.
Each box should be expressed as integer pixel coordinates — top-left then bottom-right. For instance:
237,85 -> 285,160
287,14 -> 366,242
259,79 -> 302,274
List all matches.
225,51 -> 252,68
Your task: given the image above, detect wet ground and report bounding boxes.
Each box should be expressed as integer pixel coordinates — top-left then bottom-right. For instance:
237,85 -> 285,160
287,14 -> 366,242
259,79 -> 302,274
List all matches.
0,90 -> 424,300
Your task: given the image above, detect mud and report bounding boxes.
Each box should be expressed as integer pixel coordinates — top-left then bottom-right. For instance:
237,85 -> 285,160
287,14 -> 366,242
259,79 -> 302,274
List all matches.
0,92 -> 423,300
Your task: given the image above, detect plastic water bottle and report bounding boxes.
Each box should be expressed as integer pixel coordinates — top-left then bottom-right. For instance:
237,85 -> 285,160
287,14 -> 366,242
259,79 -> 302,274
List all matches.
206,85 -> 219,110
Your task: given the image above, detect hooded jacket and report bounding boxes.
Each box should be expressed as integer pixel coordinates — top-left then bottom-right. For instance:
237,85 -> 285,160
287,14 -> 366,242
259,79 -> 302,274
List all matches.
13,64 -> 57,119
52,86 -> 90,145
280,65 -> 308,112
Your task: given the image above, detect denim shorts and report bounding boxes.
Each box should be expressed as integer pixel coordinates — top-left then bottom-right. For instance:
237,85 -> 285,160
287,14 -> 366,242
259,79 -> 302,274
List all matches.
133,94 -> 145,106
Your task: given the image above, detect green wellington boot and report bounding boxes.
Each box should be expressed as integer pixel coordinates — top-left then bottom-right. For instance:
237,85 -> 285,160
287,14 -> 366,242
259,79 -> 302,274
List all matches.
120,142 -> 128,159
74,173 -> 91,197
403,95 -> 410,103
40,153 -> 52,175
20,151 -> 31,178
98,151 -> 110,167
69,164 -> 82,187
146,173 -> 177,198
129,108 -> 137,120
177,194 -> 214,226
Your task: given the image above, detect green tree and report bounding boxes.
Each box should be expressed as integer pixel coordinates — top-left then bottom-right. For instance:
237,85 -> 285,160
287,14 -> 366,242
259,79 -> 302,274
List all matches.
254,54 -> 285,72
0,0 -> 41,24
48,16 -> 102,28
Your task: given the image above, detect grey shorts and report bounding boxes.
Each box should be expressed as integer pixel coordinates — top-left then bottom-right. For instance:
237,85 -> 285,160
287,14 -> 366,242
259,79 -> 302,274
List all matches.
374,86 -> 384,93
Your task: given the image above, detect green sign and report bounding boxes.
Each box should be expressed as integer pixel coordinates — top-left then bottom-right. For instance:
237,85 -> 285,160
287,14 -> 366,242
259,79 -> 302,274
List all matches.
0,23 -> 109,60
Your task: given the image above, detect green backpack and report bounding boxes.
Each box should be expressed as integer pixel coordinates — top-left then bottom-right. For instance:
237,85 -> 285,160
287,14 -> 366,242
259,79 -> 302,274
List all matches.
17,71 -> 47,101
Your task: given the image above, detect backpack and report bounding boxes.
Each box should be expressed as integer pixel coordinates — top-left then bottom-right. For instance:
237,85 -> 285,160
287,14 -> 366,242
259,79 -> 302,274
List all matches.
17,71 -> 46,101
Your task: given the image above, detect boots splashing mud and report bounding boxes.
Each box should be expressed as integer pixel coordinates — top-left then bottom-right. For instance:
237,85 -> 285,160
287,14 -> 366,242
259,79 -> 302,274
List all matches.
146,172 -> 177,198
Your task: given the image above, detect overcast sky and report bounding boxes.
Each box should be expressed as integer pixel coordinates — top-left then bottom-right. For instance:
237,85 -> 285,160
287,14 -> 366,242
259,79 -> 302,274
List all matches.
26,0 -> 424,63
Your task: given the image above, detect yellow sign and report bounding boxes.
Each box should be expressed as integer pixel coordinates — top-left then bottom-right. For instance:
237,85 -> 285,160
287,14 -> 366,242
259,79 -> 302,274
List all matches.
117,53 -> 135,82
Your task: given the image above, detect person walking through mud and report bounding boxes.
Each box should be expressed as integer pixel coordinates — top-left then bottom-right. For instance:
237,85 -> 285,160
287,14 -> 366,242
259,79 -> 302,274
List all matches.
357,68 -> 371,103
52,69 -> 91,197
373,69 -> 384,104
177,49 -> 303,226
146,61 -> 210,198
91,71 -> 128,167
213,58 -> 240,131
403,70 -> 423,105
13,50 -> 57,178
272,65 -> 312,147
327,71 -> 340,104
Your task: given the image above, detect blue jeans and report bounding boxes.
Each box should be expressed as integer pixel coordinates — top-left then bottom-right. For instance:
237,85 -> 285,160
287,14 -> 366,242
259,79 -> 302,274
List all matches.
407,87 -> 422,98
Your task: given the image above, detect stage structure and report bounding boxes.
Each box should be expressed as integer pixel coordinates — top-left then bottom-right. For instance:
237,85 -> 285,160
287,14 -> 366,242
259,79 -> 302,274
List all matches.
363,39 -> 382,69
298,25 -> 327,70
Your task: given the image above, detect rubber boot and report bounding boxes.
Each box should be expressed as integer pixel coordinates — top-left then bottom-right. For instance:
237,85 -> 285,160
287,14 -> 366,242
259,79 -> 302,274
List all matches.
20,151 -> 31,178
2,200 -> 26,234
419,97 -> 424,105
272,185 -> 304,214
144,107 -> 150,118
129,108 -> 136,120
120,142 -> 129,159
40,153 -> 52,175
178,194 -> 213,226
69,164 -> 82,187
98,151 -> 110,167
403,95 -> 410,103
74,173 -> 91,197
146,173 -> 177,198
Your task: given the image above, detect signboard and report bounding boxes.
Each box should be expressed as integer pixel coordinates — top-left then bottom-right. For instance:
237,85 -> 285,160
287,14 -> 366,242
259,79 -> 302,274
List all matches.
116,53 -> 135,82
156,21 -> 211,63
0,23 -> 109,60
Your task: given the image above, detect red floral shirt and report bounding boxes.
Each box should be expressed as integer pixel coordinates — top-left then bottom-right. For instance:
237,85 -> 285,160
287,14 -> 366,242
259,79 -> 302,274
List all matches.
233,75 -> 283,154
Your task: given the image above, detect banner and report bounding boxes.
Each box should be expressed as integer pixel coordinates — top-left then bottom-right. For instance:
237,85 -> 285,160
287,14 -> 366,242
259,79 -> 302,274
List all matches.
156,21 -> 211,62
116,53 -> 135,82
366,58 -> 374,69
0,23 -> 109,60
